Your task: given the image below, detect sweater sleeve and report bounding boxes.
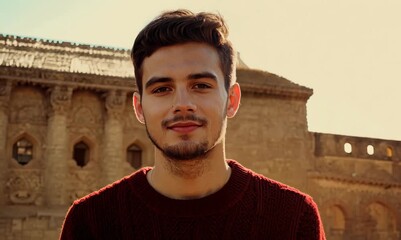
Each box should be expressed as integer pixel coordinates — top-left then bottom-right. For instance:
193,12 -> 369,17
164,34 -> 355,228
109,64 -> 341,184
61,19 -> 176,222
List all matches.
296,196 -> 326,240
59,203 -> 92,240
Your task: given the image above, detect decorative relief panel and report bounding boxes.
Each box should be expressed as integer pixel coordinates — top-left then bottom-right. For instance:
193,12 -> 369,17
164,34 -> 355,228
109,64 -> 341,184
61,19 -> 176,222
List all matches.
70,56 -> 132,77
68,126 -> 103,141
70,57 -> 92,73
67,159 -> 98,203
10,105 -> 46,124
5,169 -> 43,205
0,51 -> 35,68
1,66 -> 135,90
70,91 -> 103,126
72,106 -> 97,125
42,54 -> 71,71
9,87 -> 47,124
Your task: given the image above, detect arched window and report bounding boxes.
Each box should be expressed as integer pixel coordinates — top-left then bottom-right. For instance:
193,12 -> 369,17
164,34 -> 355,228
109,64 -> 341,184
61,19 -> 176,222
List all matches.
367,202 -> 396,238
127,144 -> 142,169
73,141 -> 90,167
12,138 -> 33,165
325,205 -> 346,239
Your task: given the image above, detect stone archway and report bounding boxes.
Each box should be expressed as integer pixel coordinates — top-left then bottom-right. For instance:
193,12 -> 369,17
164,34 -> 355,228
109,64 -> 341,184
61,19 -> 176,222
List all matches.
366,202 -> 399,240
325,204 -> 346,240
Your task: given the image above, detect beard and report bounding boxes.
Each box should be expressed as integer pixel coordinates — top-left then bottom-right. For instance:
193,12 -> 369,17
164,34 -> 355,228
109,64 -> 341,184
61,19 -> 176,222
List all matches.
145,115 -> 225,179
145,114 -> 221,162
163,140 -> 209,161
145,111 -> 226,162
143,106 -> 227,178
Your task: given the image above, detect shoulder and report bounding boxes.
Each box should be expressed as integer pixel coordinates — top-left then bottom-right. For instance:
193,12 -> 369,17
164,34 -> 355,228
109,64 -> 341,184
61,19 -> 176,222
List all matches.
228,160 -> 324,237
256,172 -> 310,201
61,168 -> 151,239
228,159 -> 314,210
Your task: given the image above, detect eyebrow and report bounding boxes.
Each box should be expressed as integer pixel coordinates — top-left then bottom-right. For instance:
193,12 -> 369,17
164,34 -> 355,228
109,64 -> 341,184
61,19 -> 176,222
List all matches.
144,77 -> 172,90
187,72 -> 217,81
144,71 -> 217,90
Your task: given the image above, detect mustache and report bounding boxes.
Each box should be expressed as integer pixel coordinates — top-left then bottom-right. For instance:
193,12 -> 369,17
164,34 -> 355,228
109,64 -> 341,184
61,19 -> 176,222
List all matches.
162,114 -> 208,128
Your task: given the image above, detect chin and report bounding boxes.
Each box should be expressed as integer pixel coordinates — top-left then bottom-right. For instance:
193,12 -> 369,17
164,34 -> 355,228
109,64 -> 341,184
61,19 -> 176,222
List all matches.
162,141 -> 210,161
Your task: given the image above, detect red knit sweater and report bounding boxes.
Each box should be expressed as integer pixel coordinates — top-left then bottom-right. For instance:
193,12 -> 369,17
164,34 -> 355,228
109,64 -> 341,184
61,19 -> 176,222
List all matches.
60,160 -> 325,239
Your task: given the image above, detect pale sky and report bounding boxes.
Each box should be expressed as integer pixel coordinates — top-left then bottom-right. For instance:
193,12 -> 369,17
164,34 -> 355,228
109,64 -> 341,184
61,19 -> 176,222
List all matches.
1,0 -> 400,140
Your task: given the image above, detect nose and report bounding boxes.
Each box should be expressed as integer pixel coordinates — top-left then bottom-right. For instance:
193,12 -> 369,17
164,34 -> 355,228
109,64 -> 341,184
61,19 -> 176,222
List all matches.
172,88 -> 197,114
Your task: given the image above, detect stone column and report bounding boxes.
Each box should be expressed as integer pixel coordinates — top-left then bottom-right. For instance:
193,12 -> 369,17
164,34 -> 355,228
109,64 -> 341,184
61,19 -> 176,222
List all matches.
45,86 -> 72,206
0,81 -> 12,205
100,90 -> 126,186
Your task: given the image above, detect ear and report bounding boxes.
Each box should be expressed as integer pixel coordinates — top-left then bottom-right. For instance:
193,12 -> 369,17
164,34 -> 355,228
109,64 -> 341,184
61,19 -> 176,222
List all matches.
133,92 -> 145,124
226,83 -> 241,118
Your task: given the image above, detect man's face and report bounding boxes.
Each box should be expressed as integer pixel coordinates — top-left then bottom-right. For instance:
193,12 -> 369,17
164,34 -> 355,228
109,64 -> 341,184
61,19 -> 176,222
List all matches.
133,42 -> 240,161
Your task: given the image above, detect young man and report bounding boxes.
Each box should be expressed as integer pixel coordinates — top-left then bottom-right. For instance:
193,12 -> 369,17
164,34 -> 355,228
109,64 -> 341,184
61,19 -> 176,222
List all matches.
60,9 -> 325,239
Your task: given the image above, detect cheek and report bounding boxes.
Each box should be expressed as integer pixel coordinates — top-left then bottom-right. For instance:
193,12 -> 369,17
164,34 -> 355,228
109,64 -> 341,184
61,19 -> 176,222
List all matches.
142,98 -> 169,115
202,99 -> 227,127
142,103 -> 163,125
197,93 -> 226,109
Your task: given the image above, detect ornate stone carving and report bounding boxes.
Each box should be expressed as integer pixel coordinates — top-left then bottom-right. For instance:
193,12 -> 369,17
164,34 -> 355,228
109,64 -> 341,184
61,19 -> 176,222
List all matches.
8,86 -> 47,124
72,106 -> 96,125
48,85 -> 73,116
0,66 -> 136,91
0,51 -> 35,68
10,105 -> 46,124
5,169 -> 43,205
67,159 -> 98,203
68,126 -> 103,139
105,90 -> 126,120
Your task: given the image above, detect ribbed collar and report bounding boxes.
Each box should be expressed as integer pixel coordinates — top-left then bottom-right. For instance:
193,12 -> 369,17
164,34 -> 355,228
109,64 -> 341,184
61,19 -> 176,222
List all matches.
129,160 -> 252,217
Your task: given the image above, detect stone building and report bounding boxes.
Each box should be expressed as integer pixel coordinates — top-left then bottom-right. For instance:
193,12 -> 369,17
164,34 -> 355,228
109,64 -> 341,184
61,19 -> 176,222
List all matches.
0,34 -> 400,240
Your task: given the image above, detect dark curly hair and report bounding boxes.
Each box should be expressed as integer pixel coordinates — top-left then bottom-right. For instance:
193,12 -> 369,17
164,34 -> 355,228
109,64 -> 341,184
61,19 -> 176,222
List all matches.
131,9 -> 236,95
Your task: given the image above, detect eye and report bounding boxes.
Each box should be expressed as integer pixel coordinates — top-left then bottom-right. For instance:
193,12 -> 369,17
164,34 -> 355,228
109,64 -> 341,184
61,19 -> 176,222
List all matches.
193,83 -> 212,89
152,86 -> 172,94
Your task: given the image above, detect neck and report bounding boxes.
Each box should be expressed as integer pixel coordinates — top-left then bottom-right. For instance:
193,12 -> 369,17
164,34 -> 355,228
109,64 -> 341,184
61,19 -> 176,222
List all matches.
148,142 -> 231,200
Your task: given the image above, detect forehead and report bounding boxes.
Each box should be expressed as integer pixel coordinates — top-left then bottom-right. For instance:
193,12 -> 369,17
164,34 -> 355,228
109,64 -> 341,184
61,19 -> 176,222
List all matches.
142,42 -> 223,82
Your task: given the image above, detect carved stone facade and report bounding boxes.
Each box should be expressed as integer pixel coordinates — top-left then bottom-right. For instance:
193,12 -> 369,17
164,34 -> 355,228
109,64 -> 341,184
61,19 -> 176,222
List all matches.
0,34 -> 400,240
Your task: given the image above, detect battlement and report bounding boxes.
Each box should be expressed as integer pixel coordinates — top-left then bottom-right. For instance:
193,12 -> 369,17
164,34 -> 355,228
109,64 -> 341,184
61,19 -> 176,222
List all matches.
314,132 -> 401,161
0,34 -> 129,58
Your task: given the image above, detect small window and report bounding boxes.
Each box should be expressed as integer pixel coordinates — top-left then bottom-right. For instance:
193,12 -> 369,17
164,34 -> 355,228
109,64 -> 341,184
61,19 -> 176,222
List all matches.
386,147 -> 393,158
127,145 -> 142,169
367,145 -> 374,156
12,138 -> 33,165
344,143 -> 352,154
73,141 -> 89,167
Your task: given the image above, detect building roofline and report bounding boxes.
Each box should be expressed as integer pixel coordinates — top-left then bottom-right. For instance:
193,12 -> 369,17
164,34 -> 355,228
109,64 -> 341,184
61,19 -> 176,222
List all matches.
1,34 -> 313,100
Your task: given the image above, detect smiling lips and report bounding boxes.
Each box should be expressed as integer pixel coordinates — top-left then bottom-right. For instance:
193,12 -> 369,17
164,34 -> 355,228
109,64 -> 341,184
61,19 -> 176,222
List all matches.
167,121 -> 203,134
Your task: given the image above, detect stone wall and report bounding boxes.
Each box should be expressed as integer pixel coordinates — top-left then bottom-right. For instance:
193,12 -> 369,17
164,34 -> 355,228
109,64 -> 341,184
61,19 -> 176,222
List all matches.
0,213 -> 64,240
226,91 -> 313,191
0,84 -> 151,239
312,133 -> 401,239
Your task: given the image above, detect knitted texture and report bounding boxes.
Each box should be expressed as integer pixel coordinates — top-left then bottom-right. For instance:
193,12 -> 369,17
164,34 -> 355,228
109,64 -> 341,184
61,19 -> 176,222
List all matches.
60,160 -> 325,239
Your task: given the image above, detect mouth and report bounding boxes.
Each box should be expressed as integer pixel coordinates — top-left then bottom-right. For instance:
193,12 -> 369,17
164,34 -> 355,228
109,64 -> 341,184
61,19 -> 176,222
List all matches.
167,121 -> 203,134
